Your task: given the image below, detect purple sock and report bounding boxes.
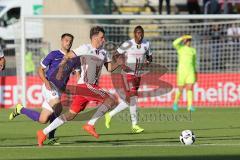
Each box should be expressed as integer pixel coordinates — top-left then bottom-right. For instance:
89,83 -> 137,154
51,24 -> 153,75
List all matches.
20,108 -> 40,121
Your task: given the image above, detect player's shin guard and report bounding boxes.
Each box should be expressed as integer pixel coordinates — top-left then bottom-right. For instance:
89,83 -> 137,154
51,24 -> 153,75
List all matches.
109,100 -> 128,117
43,115 -> 67,135
88,104 -> 109,126
187,90 -> 195,111
174,90 -> 181,105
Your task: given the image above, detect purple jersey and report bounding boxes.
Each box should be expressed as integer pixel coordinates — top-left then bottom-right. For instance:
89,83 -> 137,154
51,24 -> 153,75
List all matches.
49,56 -> 81,90
41,50 -> 65,79
41,50 -> 80,90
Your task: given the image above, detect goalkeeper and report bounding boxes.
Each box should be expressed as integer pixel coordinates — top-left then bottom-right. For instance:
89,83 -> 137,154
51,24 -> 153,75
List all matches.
172,35 -> 196,112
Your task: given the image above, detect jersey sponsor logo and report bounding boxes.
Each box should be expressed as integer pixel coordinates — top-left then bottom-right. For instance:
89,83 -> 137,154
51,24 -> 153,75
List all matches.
136,44 -> 141,49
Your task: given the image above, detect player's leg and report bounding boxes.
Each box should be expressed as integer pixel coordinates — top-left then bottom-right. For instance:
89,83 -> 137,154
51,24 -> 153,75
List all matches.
10,103 -> 58,124
105,99 -> 128,128
84,96 -> 116,138
9,99 -> 55,122
38,99 -> 63,145
9,103 -> 41,121
41,110 -> 77,136
185,73 -> 196,112
47,102 -> 63,144
123,75 -> 143,133
173,86 -> 184,111
83,84 -> 117,138
37,95 -> 87,146
105,87 -> 129,128
9,83 -> 57,121
186,84 -> 195,112
129,95 -> 144,133
105,73 -> 130,128
40,84 -> 63,144
37,110 -> 77,147
173,72 -> 185,111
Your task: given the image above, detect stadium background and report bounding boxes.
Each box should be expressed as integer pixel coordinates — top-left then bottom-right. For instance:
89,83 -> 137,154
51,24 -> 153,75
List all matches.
1,1 -> 240,159
0,0 -> 240,109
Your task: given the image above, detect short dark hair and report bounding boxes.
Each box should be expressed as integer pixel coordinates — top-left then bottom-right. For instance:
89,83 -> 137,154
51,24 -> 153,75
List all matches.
134,25 -> 144,33
61,33 -> 74,40
90,26 -> 105,39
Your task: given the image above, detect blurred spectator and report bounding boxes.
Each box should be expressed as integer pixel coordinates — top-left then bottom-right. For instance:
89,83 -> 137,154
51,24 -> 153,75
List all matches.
158,0 -> 171,14
235,0 -> 240,13
227,23 -> 240,43
227,23 -> 240,64
204,0 -> 220,14
218,0 -> 234,13
187,0 -> 201,14
210,24 -> 224,70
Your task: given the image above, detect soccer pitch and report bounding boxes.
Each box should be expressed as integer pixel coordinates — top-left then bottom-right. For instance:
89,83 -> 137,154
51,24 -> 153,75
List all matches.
0,108 -> 240,159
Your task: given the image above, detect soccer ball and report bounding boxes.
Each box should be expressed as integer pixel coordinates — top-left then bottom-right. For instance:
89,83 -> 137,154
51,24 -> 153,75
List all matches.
179,130 -> 196,145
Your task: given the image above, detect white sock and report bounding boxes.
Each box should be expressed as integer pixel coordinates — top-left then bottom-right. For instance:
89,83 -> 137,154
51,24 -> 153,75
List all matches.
88,104 -> 109,126
129,96 -> 138,126
109,100 -> 128,117
43,116 -> 66,135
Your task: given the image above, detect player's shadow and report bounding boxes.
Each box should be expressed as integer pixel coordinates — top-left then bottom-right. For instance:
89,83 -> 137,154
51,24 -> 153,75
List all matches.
192,126 -> 240,131
71,135 -> 180,145
59,125 -> 240,143
197,134 -> 240,141
0,144 -> 38,147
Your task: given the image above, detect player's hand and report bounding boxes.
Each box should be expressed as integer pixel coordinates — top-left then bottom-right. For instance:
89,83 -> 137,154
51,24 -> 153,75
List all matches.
59,56 -> 69,66
45,81 -> 52,90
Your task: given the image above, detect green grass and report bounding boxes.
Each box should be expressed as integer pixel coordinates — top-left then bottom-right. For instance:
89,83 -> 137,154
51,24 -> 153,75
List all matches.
1,108 -> 240,159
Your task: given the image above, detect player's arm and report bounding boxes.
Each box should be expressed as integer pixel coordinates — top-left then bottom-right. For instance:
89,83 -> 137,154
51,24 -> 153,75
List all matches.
38,66 -> 52,90
0,56 -> 6,71
145,41 -> 153,65
72,56 -> 81,80
59,45 -> 84,72
104,51 -> 125,72
39,53 -> 54,90
173,35 -> 192,49
56,50 -> 77,80
56,56 -> 69,80
59,50 -> 76,67
173,37 -> 184,49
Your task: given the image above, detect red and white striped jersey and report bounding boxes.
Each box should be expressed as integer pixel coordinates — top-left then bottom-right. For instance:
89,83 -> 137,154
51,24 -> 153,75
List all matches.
117,39 -> 152,75
73,44 -> 111,85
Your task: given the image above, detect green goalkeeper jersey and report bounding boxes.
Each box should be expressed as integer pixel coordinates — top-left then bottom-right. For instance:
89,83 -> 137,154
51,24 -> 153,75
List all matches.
173,37 -> 196,74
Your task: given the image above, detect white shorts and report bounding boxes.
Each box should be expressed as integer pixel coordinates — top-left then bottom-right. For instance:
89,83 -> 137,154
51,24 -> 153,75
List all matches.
41,83 -> 61,111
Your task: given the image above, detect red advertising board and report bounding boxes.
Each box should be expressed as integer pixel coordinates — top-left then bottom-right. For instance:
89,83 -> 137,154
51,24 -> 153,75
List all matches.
0,74 -> 239,108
